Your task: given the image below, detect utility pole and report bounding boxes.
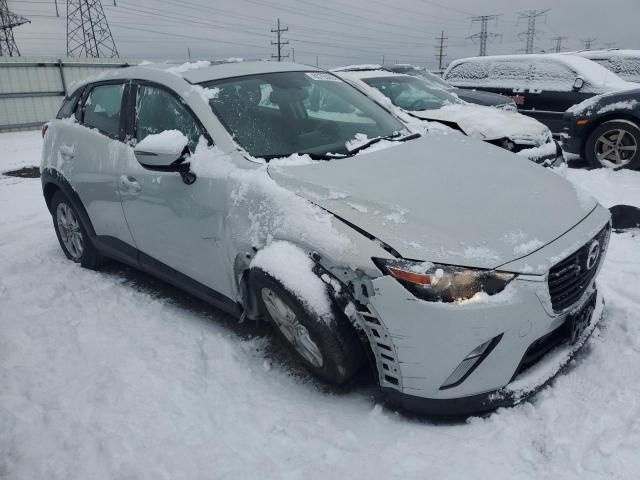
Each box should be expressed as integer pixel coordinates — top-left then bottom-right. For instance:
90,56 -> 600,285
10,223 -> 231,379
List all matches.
381,54 -> 385,65
582,37 -> 598,50
518,9 -> 550,54
270,18 -> 289,62
66,0 -> 119,57
550,35 -> 568,53
468,15 -> 500,57
0,0 -> 30,56
435,30 -> 447,72
292,47 -> 295,62
315,55 -> 318,67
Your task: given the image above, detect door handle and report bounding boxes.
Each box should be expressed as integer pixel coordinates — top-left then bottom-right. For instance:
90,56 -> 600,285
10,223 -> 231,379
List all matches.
59,145 -> 75,159
119,175 -> 141,194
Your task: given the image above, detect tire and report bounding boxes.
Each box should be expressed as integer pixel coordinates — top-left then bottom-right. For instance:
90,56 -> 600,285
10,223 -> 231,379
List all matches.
251,268 -> 365,385
584,120 -> 640,170
51,191 -> 101,269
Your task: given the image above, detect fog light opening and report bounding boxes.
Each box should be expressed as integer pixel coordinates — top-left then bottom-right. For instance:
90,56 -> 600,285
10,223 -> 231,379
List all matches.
440,334 -> 503,390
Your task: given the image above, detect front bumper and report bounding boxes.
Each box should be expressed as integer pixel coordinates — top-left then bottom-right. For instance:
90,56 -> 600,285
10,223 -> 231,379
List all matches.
560,113 -> 588,156
381,290 -> 604,416
518,140 -> 565,168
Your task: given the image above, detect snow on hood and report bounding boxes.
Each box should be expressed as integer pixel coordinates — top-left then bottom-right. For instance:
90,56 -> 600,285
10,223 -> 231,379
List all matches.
409,103 -> 550,143
268,135 -> 597,271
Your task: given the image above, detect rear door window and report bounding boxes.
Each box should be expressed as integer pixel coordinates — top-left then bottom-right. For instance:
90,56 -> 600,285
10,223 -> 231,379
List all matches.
135,85 -> 203,150
82,83 -> 125,138
488,60 -> 533,89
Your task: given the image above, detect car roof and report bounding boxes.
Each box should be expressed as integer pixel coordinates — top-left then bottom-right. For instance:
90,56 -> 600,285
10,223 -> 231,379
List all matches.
445,53 -> 631,89
69,60 -> 323,93
571,49 -> 640,59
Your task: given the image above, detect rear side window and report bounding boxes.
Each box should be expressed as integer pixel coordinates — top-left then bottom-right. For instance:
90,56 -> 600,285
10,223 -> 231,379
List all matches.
135,85 -> 203,150
444,61 -> 489,85
488,60 -> 533,89
56,89 -> 83,120
598,57 -> 640,83
83,83 -> 125,138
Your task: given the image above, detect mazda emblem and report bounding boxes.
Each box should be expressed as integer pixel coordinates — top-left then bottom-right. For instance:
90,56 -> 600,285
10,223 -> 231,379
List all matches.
585,240 -> 601,271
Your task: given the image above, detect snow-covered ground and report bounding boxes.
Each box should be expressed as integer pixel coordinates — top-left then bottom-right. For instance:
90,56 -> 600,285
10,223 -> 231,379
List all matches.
1,130 -> 639,479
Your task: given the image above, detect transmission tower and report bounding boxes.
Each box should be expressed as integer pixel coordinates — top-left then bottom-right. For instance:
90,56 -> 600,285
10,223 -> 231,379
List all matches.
518,9 -> 550,54
435,30 -> 447,71
468,15 -> 500,57
0,0 -> 30,56
582,37 -> 598,50
66,0 -> 119,58
270,18 -> 289,62
550,35 -> 568,53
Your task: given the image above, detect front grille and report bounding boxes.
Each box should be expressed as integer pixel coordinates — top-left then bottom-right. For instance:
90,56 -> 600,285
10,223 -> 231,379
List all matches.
548,225 -> 610,311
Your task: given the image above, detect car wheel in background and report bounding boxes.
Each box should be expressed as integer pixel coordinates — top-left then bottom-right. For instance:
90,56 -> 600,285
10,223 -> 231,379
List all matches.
51,191 -> 101,269
585,120 -> 640,170
251,268 -> 365,385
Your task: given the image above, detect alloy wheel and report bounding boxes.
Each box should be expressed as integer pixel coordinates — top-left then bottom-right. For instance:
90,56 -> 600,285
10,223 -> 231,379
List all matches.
261,288 -> 324,368
56,202 -> 84,260
595,128 -> 638,167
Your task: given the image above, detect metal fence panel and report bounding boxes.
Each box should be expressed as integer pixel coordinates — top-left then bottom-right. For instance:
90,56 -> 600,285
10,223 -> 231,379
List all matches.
0,56 -> 133,132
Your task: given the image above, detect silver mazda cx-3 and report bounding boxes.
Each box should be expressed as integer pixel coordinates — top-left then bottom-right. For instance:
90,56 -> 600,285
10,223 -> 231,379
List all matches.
41,61 -> 611,415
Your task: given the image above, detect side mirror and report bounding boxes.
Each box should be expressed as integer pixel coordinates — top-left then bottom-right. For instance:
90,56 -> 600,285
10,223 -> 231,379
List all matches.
134,131 -> 189,168
133,131 -> 196,185
573,77 -> 585,91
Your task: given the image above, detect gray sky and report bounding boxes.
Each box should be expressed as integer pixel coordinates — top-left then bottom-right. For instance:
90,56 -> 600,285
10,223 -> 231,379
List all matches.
8,0 -> 640,69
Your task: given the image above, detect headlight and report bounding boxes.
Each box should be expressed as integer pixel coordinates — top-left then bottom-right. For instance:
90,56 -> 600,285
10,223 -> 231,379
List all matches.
373,258 -> 515,303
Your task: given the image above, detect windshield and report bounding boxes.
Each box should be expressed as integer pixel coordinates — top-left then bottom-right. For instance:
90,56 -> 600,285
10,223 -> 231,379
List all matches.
202,71 -> 406,159
362,75 -> 464,111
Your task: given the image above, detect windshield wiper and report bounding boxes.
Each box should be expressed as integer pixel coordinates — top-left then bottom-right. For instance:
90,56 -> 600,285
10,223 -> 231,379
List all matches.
346,132 -> 421,156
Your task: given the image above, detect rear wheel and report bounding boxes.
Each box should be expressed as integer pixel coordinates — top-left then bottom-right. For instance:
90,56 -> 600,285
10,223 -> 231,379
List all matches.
51,191 -> 100,269
585,120 -> 640,170
251,268 -> 365,385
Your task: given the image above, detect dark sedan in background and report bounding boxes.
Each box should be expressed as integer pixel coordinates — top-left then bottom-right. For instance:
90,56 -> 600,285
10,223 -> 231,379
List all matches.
562,88 -> 640,170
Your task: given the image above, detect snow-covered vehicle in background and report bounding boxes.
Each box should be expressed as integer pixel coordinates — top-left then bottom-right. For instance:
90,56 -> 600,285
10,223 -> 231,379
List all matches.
386,64 -> 517,111
335,65 -> 563,167
41,61 -> 611,415
571,50 -> 640,83
443,54 -> 637,133
562,87 -> 640,169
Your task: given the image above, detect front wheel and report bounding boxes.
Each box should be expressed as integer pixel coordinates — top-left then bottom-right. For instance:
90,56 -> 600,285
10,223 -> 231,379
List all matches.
251,268 -> 365,385
585,120 -> 640,170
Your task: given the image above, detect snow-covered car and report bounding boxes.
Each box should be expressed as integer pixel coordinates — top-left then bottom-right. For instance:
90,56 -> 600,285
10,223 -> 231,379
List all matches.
335,66 -> 563,167
386,64 -> 517,111
443,54 -> 636,133
571,50 -> 640,83
561,88 -> 640,169
41,61 -> 611,416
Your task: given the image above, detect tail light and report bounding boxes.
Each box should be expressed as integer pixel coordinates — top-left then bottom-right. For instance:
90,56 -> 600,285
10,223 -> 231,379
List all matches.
41,123 -> 48,139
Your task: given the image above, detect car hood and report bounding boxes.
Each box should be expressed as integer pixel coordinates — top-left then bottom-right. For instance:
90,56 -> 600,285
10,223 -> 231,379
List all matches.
268,135 -> 597,271
409,104 -> 549,143
452,88 -> 511,107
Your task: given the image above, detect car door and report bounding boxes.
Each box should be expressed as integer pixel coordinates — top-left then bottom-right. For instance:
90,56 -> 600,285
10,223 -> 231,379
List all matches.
526,60 -> 593,132
118,81 -> 235,300
58,81 -> 137,249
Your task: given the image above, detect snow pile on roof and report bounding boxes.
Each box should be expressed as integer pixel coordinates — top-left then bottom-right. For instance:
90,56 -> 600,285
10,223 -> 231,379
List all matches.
167,60 -> 211,76
251,241 -> 332,318
331,64 -> 383,72
188,142 -> 353,259
135,130 -> 188,156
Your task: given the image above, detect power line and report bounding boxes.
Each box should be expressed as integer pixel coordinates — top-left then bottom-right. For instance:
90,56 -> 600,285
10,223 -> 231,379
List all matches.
435,30 -> 447,71
1,0 -> 30,56
270,17 -> 288,61
468,14 -> 500,57
550,35 -> 568,53
582,37 -> 598,50
517,9 -> 550,54
66,0 -> 118,57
